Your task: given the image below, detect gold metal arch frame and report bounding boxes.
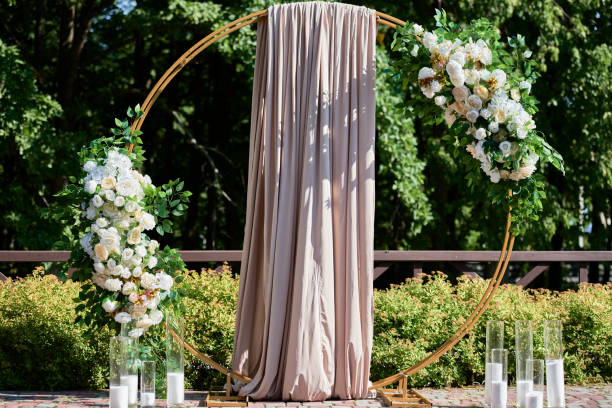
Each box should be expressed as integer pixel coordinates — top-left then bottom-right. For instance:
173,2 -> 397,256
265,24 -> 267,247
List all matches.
129,8 -> 515,403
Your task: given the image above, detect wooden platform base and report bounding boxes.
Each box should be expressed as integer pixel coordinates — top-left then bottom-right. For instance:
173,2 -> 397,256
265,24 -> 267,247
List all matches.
206,393 -> 249,407
376,388 -> 432,408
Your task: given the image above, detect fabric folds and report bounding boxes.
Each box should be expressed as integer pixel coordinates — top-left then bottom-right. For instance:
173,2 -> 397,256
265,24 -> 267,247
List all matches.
231,2 -> 376,401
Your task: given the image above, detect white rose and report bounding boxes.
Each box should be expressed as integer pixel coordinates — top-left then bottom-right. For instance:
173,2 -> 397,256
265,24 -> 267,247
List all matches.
132,266 -> 143,278
475,128 -> 487,140
410,44 -> 419,57
86,206 -> 97,220
413,23 -> 424,35
517,127 -> 528,139
124,200 -> 138,213
92,195 -> 104,208
490,168 -> 501,183
434,96 -> 447,106
479,46 -> 492,65
418,67 -> 434,80
449,51 -> 466,67
464,69 -> 480,85
114,312 -> 132,324
446,60 -> 462,78
139,213 -> 156,230
94,262 -> 105,274
135,246 -> 147,258
438,41 -> 452,58
114,196 -> 125,207
100,176 -> 116,190
102,299 -> 118,313
148,240 -> 159,254
422,32 -> 437,50
140,272 -> 157,290
157,272 -> 173,291
452,86 -> 469,102
112,264 -> 124,276
92,273 -> 107,288
147,295 -> 161,310
491,69 -> 507,89
101,230 -> 120,252
85,180 -> 98,194
499,141 -> 512,155
122,281 -> 136,295
511,88 -> 521,101
147,256 -> 158,269
143,175 -> 152,186
467,95 -> 483,110
120,268 -> 132,280
94,243 -> 109,261
129,292 -> 140,303
480,108 -> 492,120
523,50 -> 532,58
104,278 -> 122,292
116,176 -> 139,197
130,303 -> 147,319
96,217 -> 109,228
466,110 -> 479,123
430,80 -> 442,93
150,309 -> 164,325
130,256 -> 142,267
122,248 -> 134,261
449,72 -> 465,87
84,161 -> 97,173
488,122 -> 500,133
107,259 -> 116,270
104,189 -> 115,202
127,228 -> 141,245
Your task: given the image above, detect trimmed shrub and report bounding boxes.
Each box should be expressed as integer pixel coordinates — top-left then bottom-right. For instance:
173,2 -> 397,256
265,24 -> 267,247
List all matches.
0,268 -> 609,390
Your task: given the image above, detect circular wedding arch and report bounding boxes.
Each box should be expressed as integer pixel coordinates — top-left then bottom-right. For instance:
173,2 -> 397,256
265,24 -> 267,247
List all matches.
129,8 -> 516,391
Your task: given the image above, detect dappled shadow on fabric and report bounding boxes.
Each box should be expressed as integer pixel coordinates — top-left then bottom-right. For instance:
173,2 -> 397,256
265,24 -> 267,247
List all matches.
231,2 -> 376,401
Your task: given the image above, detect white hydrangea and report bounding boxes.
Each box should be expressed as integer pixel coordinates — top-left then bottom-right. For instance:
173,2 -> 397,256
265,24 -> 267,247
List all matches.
157,272 -> 173,291
413,23 -> 424,36
422,32 -> 437,51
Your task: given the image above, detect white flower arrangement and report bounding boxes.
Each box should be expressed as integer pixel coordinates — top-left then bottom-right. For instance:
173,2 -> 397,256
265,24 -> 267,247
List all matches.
392,10 -> 564,234
58,106 -> 190,336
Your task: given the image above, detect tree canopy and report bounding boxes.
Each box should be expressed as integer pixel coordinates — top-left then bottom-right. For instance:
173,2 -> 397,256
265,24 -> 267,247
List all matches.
1,0 -> 610,282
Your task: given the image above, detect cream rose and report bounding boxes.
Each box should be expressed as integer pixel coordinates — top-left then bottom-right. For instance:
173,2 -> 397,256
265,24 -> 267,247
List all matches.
127,228 -> 141,245
94,243 -> 109,261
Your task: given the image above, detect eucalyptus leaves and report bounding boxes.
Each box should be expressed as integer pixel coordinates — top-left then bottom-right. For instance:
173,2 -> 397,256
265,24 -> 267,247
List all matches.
57,106 -> 190,336
392,10 -> 564,234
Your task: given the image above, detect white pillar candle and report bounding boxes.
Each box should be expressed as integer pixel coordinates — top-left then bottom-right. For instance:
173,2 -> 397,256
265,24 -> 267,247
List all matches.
140,392 -> 155,407
120,375 -> 138,405
109,385 -> 129,408
486,362 -> 503,404
491,380 -> 507,408
516,380 -> 534,408
526,391 -> 543,408
546,359 -> 565,407
166,372 -> 184,406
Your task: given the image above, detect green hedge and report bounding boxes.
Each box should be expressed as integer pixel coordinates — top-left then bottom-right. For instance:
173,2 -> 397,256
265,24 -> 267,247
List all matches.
0,268 -> 609,390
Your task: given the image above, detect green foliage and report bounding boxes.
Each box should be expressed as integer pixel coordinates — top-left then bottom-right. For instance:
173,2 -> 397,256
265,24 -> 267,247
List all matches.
0,268 -> 113,390
372,273 -> 611,387
1,268 -> 609,390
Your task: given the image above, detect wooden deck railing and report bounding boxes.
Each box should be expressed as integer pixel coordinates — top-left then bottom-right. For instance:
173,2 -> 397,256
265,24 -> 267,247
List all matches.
1,250 -> 611,286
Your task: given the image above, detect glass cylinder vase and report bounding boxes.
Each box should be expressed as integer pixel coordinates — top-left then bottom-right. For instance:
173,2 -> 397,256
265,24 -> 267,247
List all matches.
515,320 -> 534,408
486,320 -> 505,406
140,360 -> 156,407
526,359 -> 545,408
166,310 -> 185,407
491,348 -> 508,408
119,322 -> 139,406
544,320 -> 565,408
109,336 -> 132,408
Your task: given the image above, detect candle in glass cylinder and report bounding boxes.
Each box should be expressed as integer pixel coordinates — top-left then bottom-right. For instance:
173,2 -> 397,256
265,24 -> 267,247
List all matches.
140,392 -> 155,407
515,320 -> 534,408
492,380 -> 508,408
491,348 -> 508,408
485,321 -> 504,406
120,375 -> 138,405
109,385 -> 128,408
544,320 -> 565,407
140,360 -> 156,407
167,372 -> 185,405
526,391 -> 544,408
546,359 -> 565,407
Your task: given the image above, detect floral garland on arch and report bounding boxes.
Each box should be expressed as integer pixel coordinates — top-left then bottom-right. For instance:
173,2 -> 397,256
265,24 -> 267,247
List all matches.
391,10 -> 564,234
56,106 -> 190,337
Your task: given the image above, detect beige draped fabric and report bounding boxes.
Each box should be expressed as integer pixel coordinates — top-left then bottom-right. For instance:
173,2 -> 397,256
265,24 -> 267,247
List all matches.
231,2 -> 376,401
